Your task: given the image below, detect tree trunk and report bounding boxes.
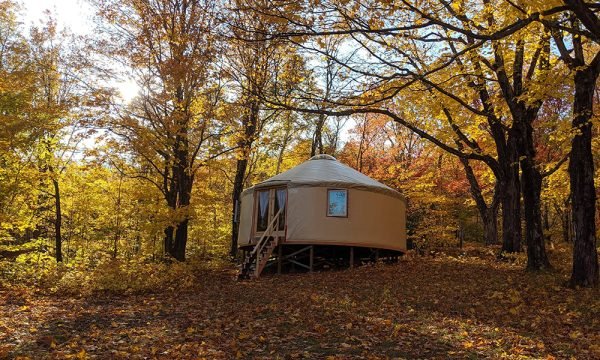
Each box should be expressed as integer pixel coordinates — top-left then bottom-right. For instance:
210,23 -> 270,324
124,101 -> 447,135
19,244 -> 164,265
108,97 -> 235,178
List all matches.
569,67 -> 599,287
519,113 -> 551,271
230,158 -> 248,258
230,101 -> 259,258
521,157 -> 551,270
164,92 -> 193,262
163,177 -> 177,258
276,123 -> 292,174
501,177 -> 522,253
501,133 -> 522,253
173,218 -> 188,261
561,206 -> 572,243
311,113 -> 326,156
169,166 -> 192,262
459,156 -> 499,245
164,226 -> 174,256
356,117 -> 368,172
52,175 -> 62,263
543,203 -> 551,243
483,207 -> 499,246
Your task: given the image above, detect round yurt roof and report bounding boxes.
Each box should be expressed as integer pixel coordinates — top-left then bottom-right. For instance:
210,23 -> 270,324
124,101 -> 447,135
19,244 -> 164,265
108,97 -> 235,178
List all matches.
245,155 -> 405,200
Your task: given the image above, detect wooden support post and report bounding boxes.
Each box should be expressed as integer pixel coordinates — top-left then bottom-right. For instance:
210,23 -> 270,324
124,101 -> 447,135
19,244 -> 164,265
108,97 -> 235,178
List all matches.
277,245 -> 282,274
309,246 -> 314,272
350,246 -> 354,268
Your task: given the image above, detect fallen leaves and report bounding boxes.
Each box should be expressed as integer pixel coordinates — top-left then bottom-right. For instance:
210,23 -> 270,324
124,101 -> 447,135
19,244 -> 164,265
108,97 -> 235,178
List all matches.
0,243 -> 598,359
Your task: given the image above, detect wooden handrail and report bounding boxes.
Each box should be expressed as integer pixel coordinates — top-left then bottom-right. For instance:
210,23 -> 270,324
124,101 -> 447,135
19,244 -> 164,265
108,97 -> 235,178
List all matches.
251,207 -> 283,258
251,207 -> 284,277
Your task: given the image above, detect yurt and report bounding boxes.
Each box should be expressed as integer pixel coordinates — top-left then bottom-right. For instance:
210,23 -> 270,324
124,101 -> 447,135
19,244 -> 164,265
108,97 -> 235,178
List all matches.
237,154 -> 407,278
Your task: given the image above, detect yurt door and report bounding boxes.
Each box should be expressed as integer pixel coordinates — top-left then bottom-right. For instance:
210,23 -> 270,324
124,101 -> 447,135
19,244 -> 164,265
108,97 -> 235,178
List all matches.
254,187 -> 287,240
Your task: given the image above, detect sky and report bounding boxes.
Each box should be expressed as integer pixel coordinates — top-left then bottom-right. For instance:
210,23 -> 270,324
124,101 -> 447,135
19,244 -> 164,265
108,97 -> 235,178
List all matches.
22,0 -> 93,34
18,1 -> 353,142
21,0 -> 139,102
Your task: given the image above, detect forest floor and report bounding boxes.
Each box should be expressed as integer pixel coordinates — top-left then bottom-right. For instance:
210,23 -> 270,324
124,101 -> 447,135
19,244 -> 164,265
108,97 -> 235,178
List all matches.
1,244 -> 599,359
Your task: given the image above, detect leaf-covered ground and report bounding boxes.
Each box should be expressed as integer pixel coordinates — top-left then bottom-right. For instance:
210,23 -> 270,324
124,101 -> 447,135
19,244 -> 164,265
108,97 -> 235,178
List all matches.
1,245 -> 599,359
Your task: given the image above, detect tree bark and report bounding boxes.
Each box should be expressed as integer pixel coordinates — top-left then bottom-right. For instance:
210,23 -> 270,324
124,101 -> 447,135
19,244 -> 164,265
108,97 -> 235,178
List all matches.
165,176 -> 192,262
459,156 -> 499,245
500,132 -> 522,253
51,175 -> 62,263
170,161 -> 192,262
548,3 -> 600,286
543,203 -> 551,244
173,218 -> 189,261
275,119 -> 292,174
569,66 -> 599,287
163,167 -> 177,258
164,226 -> 174,256
483,207 -> 499,246
230,100 -> 259,258
520,157 -> 551,270
162,139 -> 192,262
311,113 -> 326,156
560,201 -> 573,243
230,158 -> 247,258
164,81 -> 193,262
519,117 -> 551,270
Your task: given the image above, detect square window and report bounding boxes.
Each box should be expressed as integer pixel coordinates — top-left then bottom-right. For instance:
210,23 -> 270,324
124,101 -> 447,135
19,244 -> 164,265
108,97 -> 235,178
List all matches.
327,189 -> 348,217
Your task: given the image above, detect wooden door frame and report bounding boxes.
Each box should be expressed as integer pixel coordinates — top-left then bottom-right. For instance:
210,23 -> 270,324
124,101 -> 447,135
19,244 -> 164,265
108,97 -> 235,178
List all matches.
251,186 -> 288,243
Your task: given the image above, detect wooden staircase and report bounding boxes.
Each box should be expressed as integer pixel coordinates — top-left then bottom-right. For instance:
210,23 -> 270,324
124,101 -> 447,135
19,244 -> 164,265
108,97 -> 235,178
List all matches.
238,208 -> 283,280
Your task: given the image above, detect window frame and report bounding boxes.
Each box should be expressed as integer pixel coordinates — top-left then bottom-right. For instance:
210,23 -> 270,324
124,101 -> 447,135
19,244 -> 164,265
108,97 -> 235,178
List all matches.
326,188 -> 348,218
255,189 -> 270,232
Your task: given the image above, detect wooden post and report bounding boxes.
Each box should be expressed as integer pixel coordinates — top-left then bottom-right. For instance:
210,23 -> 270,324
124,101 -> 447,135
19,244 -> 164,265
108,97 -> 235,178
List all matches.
309,246 -> 314,272
277,245 -> 283,274
350,246 -> 354,268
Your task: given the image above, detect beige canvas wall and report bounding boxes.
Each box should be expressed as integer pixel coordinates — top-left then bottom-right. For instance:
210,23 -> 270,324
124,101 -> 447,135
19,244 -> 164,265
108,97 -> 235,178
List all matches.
238,191 -> 254,247
285,187 -> 406,251
238,186 -> 406,251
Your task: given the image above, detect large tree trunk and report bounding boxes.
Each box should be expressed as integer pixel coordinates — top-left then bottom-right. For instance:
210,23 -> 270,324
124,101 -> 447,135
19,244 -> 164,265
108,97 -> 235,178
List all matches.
170,166 -> 192,262
163,126 -> 193,261
483,206 -> 499,246
164,226 -> 174,256
501,133 -> 522,253
519,114 -> 551,271
520,157 -> 551,270
166,184 -> 191,261
173,218 -> 189,261
230,101 -> 259,258
490,36 -> 550,264
569,67 -> 599,287
165,82 -> 193,262
501,176 -> 522,253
